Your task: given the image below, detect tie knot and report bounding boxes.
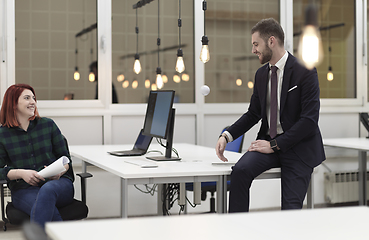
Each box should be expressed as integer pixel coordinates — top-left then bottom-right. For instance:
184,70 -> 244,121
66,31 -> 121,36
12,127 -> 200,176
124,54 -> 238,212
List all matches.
271,66 -> 278,73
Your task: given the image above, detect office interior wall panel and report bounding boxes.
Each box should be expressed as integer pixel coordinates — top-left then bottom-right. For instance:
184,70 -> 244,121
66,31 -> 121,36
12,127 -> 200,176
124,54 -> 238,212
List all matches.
111,116 -> 146,144
111,115 -> 196,145
172,115 -> 196,144
48,116 -> 103,145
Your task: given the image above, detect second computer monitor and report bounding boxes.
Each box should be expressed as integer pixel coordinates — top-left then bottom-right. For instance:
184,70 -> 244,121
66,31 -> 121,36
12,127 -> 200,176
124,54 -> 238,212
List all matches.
142,90 -> 180,161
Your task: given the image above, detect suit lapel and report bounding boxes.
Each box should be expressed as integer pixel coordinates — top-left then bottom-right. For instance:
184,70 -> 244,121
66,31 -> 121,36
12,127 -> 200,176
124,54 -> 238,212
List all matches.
280,53 -> 295,115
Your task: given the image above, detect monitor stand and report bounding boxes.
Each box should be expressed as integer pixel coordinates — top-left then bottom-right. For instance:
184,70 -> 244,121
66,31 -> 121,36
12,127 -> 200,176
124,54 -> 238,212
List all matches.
146,108 -> 181,161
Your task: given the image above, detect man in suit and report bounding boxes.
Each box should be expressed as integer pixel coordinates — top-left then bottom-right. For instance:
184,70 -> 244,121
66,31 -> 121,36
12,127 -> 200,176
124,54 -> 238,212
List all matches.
216,18 -> 325,212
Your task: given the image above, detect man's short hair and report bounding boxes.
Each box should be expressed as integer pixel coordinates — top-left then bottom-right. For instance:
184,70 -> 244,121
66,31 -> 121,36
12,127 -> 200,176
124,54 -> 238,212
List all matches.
251,18 -> 284,46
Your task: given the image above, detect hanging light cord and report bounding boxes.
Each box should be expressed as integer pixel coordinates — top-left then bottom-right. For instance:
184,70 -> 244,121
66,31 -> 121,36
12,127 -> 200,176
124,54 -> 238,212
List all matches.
75,38 -> 78,67
136,8 -> 139,54
157,0 -> 160,68
203,0 -> 207,36
178,0 -> 182,48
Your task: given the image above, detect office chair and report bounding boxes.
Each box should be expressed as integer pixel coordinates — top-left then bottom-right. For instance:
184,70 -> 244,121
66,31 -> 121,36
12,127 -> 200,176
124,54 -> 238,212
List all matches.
186,126 -> 244,213
0,136 -> 92,231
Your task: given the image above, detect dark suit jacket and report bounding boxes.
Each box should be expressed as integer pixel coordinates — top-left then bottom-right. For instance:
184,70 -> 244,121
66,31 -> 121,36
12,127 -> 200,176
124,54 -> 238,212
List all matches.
227,53 -> 325,168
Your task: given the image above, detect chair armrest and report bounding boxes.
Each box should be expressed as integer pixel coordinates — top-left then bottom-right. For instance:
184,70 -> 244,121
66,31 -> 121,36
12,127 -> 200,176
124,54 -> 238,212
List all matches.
76,173 -> 93,204
0,179 -> 9,228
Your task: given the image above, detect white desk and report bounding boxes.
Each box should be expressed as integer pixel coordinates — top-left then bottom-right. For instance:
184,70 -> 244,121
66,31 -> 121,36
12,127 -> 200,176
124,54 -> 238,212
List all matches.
46,206 -> 369,240
70,143 -> 312,218
71,143 -> 240,217
323,138 -> 369,205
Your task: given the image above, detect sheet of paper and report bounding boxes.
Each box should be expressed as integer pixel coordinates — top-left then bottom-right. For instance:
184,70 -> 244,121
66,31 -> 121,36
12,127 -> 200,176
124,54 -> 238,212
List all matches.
38,156 -> 69,178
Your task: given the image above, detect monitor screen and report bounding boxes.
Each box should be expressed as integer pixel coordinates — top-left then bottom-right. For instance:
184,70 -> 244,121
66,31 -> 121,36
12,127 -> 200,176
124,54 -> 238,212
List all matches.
143,90 -> 175,139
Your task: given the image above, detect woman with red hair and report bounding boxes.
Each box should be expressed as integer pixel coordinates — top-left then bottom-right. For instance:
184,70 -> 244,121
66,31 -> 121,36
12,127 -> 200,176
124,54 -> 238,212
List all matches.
0,84 -> 74,228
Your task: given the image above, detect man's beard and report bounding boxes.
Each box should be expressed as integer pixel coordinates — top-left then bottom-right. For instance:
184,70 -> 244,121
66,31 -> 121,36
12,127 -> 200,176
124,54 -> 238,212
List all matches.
260,45 -> 273,64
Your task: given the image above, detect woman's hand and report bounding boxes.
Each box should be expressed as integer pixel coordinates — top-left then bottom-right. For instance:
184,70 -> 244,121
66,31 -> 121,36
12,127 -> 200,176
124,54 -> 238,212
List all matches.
21,170 -> 45,186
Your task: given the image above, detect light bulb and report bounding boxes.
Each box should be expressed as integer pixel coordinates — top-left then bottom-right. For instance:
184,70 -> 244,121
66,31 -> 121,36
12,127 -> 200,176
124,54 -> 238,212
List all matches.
173,74 -> 181,83
145,79 -> 151,88
117,73 -> 125,82
247,81 -> 254,89
122,80 -> 129,88
132,80 -> 138,89
151,83 -> 157,90
133,54 -> 142,74
74,70 -> 80,81
200,36 -> 210,63
162,74 -> 168,83
175,49 -> 185,73
327,67 -> 334,81
297,4 -> 323,69
89,72 -> 95,82
156,67 -> 163,89
181,73 -> 189,81
156,74 -> 163,89
236,78 -> 242,86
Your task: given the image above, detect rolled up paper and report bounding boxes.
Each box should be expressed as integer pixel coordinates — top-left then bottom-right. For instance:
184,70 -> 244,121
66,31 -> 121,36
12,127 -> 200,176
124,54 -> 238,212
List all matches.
38,156 -> 70,178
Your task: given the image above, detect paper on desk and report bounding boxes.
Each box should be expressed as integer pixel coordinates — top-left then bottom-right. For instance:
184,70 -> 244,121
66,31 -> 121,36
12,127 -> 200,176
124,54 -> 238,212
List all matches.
38,156 -> 69,178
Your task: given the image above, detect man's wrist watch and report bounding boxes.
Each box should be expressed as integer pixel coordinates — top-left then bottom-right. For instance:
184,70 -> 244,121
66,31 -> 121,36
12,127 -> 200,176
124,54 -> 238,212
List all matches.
270,139 -> 279,152
219,133 -> 229,143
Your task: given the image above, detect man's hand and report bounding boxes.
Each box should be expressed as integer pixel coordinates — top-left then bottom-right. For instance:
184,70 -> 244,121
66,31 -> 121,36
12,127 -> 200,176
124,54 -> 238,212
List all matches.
216,136 -> 229,162
248,140 -> 274,154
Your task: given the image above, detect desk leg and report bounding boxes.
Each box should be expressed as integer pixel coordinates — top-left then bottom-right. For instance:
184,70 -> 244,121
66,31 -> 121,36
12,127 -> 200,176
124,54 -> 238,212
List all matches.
306,173 -> 314,209
81,160 -> 86,173
121,178 -> 128,218
358,150 -> 367,205
157,184 -> 163,215
216,175 -> 227,213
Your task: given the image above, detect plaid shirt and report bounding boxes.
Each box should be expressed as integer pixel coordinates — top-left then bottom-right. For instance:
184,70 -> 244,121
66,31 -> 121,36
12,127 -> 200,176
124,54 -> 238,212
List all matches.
0,117 -> 74,191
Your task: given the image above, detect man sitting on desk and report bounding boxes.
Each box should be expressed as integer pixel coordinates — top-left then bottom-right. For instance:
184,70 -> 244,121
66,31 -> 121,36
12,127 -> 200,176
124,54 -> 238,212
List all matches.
215,18 -> 325,212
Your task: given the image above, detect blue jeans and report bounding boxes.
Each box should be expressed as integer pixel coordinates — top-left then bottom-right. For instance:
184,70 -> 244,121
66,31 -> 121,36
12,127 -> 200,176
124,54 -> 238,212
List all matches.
11,177 -> 74,228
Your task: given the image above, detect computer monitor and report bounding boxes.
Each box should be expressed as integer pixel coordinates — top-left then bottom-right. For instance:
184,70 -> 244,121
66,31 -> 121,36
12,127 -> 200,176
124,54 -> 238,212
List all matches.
359,113 -> 369,138
142,90 -> 181,161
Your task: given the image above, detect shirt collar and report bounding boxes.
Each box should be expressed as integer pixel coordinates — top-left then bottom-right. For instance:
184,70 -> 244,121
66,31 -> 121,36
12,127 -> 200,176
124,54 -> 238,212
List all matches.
269,50 -> 288,72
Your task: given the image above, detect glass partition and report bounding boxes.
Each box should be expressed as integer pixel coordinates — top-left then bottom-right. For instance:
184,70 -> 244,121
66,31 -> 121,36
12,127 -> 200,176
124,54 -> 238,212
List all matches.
111,0 -> 195,103
293,0 -> 356,99
15,0 -> 98,100
204,0 -> 280,103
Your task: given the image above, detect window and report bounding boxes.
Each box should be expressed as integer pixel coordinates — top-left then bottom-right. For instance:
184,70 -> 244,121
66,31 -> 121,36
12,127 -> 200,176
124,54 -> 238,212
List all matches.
15,0 -> 98,100
293,0 -> 356,99
204,0 -> 280,103
111,0 -> 195,103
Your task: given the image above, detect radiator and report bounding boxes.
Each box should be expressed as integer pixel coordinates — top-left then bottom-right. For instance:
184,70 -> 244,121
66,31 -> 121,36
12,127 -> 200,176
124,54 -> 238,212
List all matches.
324,171 -> 369,203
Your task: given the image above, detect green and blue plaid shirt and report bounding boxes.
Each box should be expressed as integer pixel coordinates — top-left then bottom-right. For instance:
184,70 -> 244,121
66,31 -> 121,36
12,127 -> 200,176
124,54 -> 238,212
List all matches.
0,117 -> 74,191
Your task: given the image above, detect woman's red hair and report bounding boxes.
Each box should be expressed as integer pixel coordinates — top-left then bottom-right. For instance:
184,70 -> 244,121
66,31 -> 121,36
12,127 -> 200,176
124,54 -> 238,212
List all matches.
0,84 -> 40,128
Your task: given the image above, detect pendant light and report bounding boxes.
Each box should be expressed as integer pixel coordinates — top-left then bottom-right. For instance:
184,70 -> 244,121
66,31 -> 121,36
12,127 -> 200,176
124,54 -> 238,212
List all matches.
155,0 -> 163,89
133,8 -> 142,74
173,74 -> 181,83
88,32 -> 95,82
200,0 -> 210,63
327,26 -> 333,81
175,0 -> 185,73
74,38 -> 80,81
298,1 -> 323,69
